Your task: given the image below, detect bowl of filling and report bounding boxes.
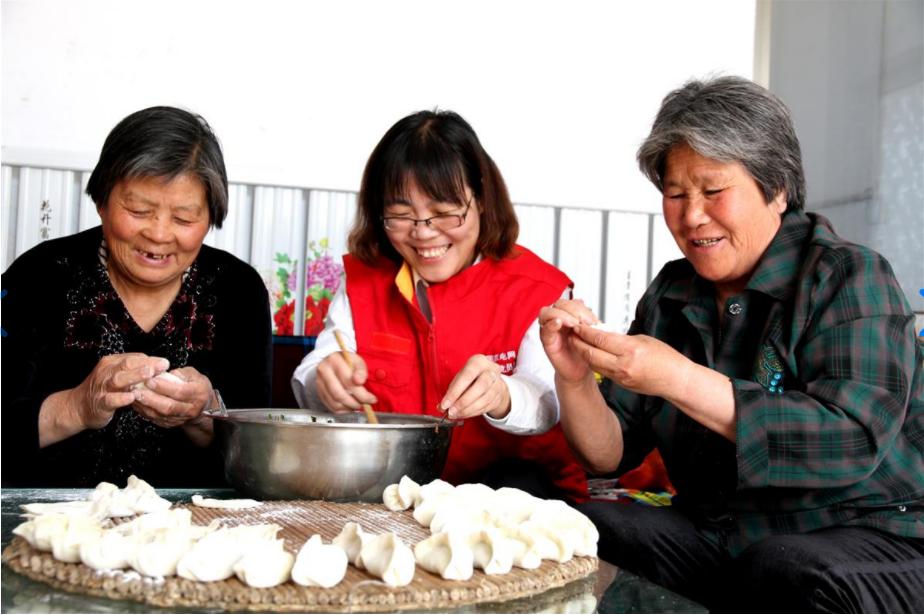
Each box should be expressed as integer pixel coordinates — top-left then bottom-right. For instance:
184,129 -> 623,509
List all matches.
210,408 -> 460,502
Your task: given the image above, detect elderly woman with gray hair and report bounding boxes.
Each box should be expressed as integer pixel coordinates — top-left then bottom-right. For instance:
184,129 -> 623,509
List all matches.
2,106 -> 271,488
540,76 -> 923,612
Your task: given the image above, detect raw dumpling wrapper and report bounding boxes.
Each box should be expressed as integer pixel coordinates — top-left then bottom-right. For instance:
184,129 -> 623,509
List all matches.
129,527 -> 199,577
412,492 -> 459,527
332,522 -> 371,569
50,516 -> 105,563
520,521 -> 573,563
13,513 -> 71,551
132,370 -> 184,391
191,494 -> 262,510
453,482 -> 496,504
291,534 -> 348,588
94,475 -> 171,518
360,533 -> 415,587
491,487 -> 540,525
415,478 -> 455,507
20,501 -> 93,517
177,524 -> 281,582
79,530 -> 137,570
469,528 -> 514,575
113,508 -> 194,536
497,524 -> 543,570
528,500 -> 599,557
413,531 -> 474,581
382,475 -> 420,511
233,539 -> 294,588
429,505 -> 491,535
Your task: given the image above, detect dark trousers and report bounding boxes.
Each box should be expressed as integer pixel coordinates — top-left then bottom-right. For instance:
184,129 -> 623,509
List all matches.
577,501 -> 924,613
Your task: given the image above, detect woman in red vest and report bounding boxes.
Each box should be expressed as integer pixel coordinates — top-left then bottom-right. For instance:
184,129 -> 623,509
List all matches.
291,110 -> 587,502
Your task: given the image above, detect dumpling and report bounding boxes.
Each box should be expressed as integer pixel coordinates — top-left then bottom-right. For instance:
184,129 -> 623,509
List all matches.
412,492 -> 459,527
468,528 -> 514,575
496,524 -> 542,570
90,481 -> 120,501
177,524 -> 280,582
121,475 -> 172,515
453,482 -> 496,504
191,494 -> 262,509
414,478 -> 455,506
20,501 -> 93,517
132,370 -> 184,392
50,515 -> 105,563
79,530 -> 137,570
332,522 -> 371,569
11,519 -> 38,547
291,535 -> 348,588
520,521 -> 573,563
413,531 -> 474,581
491,487 -> 540,525
429,505 -> 491,535
96,475 -> 171,518
19,476 -> 169,520
129,527 -> 198,577
360,533 -> 415,588
233,539 -> 294,588
113,508 -> 193,536
528,500 -> 599,557
14,513 -> 70,551
382,475 -> 420,511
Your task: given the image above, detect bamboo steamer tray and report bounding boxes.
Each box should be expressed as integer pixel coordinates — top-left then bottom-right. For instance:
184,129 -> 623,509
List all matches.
2,500 -> 598,612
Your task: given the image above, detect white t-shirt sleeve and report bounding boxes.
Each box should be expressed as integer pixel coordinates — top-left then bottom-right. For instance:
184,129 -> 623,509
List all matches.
290,284 -> 355,410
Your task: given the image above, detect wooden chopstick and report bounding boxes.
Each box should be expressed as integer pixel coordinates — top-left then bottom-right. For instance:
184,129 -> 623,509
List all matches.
332,330 -> 379,424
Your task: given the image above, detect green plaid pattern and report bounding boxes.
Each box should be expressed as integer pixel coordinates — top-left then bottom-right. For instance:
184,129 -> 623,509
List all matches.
602,211 -> 924,554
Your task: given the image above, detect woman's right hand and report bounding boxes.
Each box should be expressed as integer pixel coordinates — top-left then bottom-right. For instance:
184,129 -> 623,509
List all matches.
75,353 -> 170,429
314,352 -> 378,413
539,299 -> 599,385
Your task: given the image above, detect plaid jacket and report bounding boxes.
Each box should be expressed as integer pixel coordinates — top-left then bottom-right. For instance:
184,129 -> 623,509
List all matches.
603,210 -> 924,554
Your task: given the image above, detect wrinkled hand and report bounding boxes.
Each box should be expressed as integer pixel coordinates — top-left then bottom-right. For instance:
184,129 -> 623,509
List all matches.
132,365 -> 214,429
440,354 -> 510,420
569,326 -> 693,398
538,299 -> 599,384
315,352 -> 378,413
75,353 -> 170,430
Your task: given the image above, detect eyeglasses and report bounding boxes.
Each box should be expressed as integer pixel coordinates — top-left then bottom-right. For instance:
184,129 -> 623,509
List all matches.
382,200 -> 472,233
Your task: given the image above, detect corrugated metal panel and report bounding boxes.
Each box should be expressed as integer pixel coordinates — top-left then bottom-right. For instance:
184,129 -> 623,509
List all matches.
558,208 -> 605,318
651,213 -> 684,280
203,183 -> 252,263
14,167 -> 82,257
1,163 -> 661,340
77,172 -> 100,232
605,212 -> 650,331
513,203 -> 556,264
306,189 -> 355,263
2,165 -> 17,270
251,186 -> 309,335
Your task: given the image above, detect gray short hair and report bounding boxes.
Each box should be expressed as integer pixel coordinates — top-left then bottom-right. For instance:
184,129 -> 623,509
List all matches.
637,76 -> 806,212
87,106 -> 229,227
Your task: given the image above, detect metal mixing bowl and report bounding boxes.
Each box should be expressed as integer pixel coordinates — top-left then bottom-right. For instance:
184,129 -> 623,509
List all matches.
211,408 -> 459,502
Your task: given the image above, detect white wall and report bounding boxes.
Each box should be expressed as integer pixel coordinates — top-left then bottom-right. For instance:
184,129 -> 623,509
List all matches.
769,0 -> 923,312
1,0 -> 756,213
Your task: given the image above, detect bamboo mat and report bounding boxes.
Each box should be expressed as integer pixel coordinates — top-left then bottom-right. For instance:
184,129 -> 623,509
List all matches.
2,500 -> 598,612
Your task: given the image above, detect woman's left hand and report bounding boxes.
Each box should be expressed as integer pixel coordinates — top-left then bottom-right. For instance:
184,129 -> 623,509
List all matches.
131,366 -> 214,429
439,354 -> 510,420
570,326 -> 694,398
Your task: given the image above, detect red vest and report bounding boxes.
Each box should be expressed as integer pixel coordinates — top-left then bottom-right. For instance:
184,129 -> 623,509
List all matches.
344,247 -> 588,502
